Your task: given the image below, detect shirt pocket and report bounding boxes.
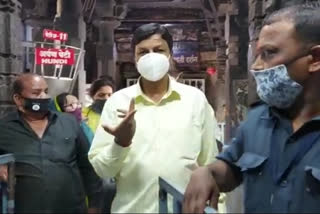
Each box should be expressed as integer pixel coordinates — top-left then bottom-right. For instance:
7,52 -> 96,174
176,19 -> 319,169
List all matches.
235,152 -> 268,173
305,166 -> 320,195
235,152 -> 270,212
299,166 -> 320,213
49,136 -> 77,163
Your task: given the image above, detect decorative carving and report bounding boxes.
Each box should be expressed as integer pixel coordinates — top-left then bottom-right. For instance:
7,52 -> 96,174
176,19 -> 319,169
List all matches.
0,0 -> 22,57
20,0 -> 56,20
0,0 -> 21,13
0,0 -> 23,116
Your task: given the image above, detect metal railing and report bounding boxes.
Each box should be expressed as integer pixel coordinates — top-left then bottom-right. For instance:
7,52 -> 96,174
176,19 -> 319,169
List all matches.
22,41 -> 85,97
217,122 -> 225,144
0,154 -> 15,214
159,177 -> 217,213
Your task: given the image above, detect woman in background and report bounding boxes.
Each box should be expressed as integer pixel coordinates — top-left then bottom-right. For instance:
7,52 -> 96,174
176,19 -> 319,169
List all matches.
83,78 -> 115,214
53,93 -> 94,144
82,78 -> 114,133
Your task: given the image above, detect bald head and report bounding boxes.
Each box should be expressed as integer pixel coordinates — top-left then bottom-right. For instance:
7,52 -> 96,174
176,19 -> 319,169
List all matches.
12,73 -> 50,115
13,73 -> 46,95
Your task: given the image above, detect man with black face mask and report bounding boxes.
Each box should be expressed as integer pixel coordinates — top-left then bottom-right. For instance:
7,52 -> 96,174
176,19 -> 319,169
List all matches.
0,73 -> 102,213
183,2 -> 320,213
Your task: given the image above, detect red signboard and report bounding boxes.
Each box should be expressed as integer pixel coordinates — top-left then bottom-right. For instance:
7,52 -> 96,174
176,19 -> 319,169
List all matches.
35,48 -> 75,65
43,29 -> 68,41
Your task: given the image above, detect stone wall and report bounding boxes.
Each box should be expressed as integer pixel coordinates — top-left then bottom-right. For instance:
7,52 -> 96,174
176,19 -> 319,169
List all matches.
0,0 -> 23,117
219,1 -> 249,141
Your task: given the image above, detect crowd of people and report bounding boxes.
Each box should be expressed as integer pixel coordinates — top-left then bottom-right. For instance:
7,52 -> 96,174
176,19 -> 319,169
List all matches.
0,2 -> 319,213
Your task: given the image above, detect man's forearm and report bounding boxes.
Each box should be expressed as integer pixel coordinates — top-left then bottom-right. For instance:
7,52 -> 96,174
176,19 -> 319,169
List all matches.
207,160 -> 242,192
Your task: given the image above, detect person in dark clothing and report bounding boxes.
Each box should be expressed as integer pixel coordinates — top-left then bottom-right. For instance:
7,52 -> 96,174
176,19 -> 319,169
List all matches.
53,92 -> 94,144
0,73 -> 102,213
82,78 -> 114,134
183,3 -> 320,213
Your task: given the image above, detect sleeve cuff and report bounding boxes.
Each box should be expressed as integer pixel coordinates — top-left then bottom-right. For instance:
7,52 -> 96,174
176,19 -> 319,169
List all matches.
108,140 -> 131,158
216,154 -> 235,166
216,155 -> 242,173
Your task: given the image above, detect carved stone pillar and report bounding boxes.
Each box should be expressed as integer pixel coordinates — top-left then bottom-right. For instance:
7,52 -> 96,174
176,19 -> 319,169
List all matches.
248,0 -> 264,105
54,0 -> 86,102
21,0 -> 56,42
224,1 -> 249,142
94,20 -> 120,80
0,0 -> 23,117
93,0 -> 120,80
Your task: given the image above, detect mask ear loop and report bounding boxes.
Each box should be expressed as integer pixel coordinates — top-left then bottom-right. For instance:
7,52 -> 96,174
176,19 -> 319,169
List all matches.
175,72 -> 183,81
284,48 -> 312,67
168,54 -> 181,80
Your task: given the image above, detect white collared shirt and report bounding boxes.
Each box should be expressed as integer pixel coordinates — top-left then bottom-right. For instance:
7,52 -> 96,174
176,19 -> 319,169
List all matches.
89,76 -> 219,213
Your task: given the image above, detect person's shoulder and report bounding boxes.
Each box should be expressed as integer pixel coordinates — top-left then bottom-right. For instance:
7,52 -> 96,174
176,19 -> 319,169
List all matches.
115,84 -> 136,96
174,81 -> 206,99
0,111 -> 19,124
108,84 -> 137,102
0,111 -> 17,119
103,85 -> 138,111
53,111 -> 78,125
174,80 -> 202,92
240,101 -> 269,131
247,101 -> 269,116
249,100 -> 265,108
82,106 -> 90,115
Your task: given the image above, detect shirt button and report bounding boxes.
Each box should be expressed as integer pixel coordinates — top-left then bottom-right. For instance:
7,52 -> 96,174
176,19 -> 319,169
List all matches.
280,180 -> 288,187
306,187 -> 311,192
258,172 -> 263,176
270,194 -> 274,204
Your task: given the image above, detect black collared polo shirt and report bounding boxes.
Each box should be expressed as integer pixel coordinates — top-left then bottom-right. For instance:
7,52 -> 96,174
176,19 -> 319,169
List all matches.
0,111 -> 102,213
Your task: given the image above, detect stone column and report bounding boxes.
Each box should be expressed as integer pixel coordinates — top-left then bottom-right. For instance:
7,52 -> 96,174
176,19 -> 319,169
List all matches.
94,0 -> 120,80
0,0 -> 23,117
55,0 -> 86,102
224,1 -> 249,142
94,20 -> 120,80
21,0 -> 56,41
248,0 -> 264,105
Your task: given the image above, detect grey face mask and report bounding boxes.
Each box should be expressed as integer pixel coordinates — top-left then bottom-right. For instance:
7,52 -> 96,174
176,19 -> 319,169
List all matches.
250,64 -> 303,109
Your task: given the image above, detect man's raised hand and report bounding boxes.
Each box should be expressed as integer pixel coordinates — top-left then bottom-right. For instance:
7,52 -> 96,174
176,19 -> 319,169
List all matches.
102,98 -> 136,147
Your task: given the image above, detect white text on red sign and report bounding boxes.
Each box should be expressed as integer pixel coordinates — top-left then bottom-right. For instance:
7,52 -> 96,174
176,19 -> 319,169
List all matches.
35,48 -> 75,65
43,29 -> 68,42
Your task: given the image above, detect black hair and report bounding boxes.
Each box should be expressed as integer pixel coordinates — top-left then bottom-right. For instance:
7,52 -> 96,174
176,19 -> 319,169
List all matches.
56,92 -> 70,112
12,78 -> 24,95
89,78 -> 115,98
131,23 -> 173,52
263,2 -> 320,46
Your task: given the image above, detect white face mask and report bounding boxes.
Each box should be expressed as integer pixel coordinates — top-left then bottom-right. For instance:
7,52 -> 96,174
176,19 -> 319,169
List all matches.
137,52 -> 170,82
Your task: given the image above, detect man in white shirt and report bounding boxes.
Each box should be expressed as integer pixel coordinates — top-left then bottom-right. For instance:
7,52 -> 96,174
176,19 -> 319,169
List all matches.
88,23 -> 220,213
